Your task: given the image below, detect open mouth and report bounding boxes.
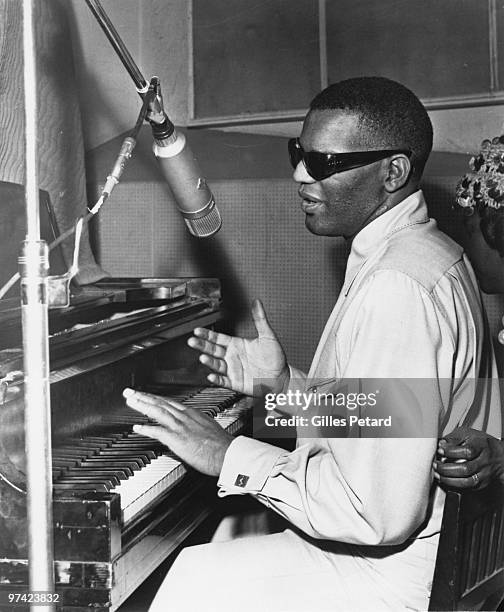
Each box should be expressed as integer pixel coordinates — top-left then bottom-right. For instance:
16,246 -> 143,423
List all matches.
299,191 -> 324,213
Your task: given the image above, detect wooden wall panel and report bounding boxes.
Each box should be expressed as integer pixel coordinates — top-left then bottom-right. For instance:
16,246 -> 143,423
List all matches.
192,0 -> 320,118
326,0 -> 490,99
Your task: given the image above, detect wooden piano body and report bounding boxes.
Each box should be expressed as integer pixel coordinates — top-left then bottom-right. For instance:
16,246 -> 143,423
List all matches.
0,278 -> 251,611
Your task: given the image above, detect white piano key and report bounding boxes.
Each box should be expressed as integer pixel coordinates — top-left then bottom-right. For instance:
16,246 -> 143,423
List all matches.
111,455 -> 186,524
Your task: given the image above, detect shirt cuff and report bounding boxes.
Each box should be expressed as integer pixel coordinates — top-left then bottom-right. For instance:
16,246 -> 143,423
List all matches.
217,435 -> 286,497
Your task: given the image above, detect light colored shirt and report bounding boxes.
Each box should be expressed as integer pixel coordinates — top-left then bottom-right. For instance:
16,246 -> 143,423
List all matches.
217,190 -> 502,546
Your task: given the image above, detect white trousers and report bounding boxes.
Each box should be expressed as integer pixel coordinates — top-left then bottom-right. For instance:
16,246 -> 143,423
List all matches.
148,526 -> 438,612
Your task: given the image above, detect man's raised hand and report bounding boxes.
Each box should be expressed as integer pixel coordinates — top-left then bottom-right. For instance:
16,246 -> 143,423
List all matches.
188,299 -> 289,396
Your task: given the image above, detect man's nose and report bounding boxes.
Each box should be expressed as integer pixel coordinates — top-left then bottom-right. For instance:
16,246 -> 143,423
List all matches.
293,160 -> 316,184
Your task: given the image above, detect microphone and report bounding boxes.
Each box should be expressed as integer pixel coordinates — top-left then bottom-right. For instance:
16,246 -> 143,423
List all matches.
152,117 -> 221,238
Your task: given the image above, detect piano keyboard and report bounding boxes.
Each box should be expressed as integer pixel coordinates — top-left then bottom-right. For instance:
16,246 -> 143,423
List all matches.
52,387 -> 251,525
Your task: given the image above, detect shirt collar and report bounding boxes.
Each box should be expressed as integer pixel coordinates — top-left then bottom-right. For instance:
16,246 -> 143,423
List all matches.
343,190 -> 430,295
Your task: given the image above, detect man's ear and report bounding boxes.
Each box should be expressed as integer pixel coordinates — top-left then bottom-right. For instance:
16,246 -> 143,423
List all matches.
384,155 -> 412,193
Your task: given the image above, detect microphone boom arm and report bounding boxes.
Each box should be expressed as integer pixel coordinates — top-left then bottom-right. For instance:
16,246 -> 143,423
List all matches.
84,0 -> 149,93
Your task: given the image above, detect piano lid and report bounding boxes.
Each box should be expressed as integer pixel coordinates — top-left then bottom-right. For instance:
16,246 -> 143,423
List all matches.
0,277 -> 220,352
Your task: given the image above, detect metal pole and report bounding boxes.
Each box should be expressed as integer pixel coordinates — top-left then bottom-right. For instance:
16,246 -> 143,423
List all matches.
20,1 -> 55,610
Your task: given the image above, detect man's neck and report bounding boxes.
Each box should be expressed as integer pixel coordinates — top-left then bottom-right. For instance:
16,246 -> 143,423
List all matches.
345,184 -> 420,247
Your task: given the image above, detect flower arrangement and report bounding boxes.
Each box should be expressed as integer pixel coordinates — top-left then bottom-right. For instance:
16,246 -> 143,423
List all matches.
456,136 -> 504,212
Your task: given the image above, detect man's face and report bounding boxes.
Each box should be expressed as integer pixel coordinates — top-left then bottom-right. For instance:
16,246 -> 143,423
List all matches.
294,110 -> 387,238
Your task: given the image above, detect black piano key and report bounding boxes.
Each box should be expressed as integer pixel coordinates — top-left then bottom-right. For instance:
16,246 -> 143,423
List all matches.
53,482 -> 109,492
203,408 -> 219,417
93,451 -> 151,466
111,438 -> 162,447
112,436 -> 162,448
61,470 -> 123,485
124,437 -> 167,449
53,455 -> 90,465
53,458 -> 79,468
109,443 -> 163,455
56,443 -> 102,451
98,449 -> 155,462
65,440 -> 111,451
55,477 -> 115,491
79,458 -> 141,472
69,434 -> 125,444
183,402 -> 225,412
53,448 -> 97,457
53,454 -> 88,463
77,460 -> 135,476
102,416 -> 146,425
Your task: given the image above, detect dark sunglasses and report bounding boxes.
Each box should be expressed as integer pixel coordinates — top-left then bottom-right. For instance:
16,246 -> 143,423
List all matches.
288,138 -> 412,181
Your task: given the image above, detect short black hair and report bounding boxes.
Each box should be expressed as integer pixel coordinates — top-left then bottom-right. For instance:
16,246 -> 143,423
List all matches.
309,77 -> 433,182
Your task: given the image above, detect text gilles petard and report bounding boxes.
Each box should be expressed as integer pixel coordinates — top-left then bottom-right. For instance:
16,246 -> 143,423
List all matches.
262,389 -> 392,429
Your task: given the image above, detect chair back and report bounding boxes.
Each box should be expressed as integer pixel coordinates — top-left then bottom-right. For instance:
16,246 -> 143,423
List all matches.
429,483 -> 504,610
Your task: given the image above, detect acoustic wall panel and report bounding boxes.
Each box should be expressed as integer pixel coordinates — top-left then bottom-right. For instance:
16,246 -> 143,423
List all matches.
95,183 -> 154,278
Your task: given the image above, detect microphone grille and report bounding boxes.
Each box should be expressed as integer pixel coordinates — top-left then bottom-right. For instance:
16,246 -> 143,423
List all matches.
184,202 -> 222,238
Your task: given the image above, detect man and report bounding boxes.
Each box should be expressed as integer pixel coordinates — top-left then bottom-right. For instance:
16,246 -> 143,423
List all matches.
124,77 -> 501,611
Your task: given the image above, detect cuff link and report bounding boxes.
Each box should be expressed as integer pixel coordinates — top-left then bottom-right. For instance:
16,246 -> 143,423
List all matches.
234,474 -> 249,488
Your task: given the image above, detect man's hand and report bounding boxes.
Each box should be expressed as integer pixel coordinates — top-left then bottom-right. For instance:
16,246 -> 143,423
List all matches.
123,388 -> 234,477
188,299 -> 289,397
433,426 -> 504,489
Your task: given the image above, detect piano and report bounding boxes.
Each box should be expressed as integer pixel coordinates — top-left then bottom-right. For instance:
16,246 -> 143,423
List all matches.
0,277 -> 253,611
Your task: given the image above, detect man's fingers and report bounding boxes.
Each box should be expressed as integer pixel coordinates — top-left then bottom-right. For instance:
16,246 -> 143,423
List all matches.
123,389 -> 186,424
438,443 -> 479,461
188,336 -> 227,359
436,467 -> 489,489
123,388 -> 185,409
476,466 -> 493,489
124,394 -> 168,423
251,299 -> 277,339
434,458 -> 478,478
191,327 -> 232,348
199,354 -> 227,374
133,424 -> 166,440
439,426 -> 471,445
436,474 -> 476,489
207,372 -> 231,389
